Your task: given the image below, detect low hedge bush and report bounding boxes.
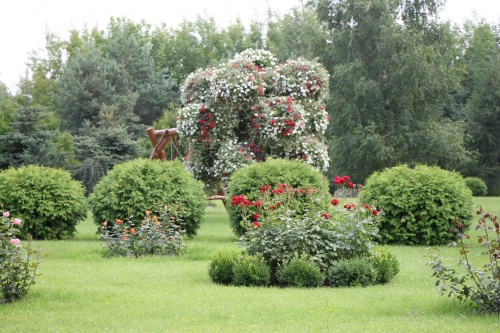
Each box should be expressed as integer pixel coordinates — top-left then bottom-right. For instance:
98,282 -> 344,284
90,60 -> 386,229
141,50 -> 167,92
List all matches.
90,159 -> 206,237
208,251 -> 239,285
360,165 -> 473,245
0,165 -> 87,240
227,158 -> 330,235
328,257 -> 377,287
370,247 -> 400,284
277,255 -> 325,288
231,254 -> 271,287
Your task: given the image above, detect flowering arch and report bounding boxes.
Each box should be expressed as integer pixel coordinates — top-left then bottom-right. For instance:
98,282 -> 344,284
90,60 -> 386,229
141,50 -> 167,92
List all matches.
177,49 -> 330,191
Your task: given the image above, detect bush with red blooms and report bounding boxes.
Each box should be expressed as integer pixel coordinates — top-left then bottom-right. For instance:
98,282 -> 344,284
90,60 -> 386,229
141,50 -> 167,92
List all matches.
233,180 -> 381,274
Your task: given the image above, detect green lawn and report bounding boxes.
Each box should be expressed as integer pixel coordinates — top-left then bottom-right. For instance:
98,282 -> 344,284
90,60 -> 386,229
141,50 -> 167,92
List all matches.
1,198 -> 499,332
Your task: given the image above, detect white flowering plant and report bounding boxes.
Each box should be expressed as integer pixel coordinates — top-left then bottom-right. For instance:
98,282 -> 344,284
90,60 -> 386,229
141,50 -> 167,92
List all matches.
177,49 -> 330,190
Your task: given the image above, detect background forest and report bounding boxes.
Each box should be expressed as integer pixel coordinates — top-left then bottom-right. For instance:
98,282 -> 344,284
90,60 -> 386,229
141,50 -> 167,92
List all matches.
1,0 -> 499,194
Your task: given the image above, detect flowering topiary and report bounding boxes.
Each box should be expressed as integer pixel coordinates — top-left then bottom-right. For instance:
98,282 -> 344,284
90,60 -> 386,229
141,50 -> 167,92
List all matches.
177,49 -> 330,192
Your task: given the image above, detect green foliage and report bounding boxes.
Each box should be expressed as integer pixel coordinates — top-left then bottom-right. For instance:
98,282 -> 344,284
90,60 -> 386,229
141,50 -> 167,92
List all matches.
370,247 -> 400,284
231,253 -> 271,287
227,158 -> 330,235
328,257 -> 377,288
464,177 -> 488,196
0,166 -> 87,240
236,183 -> 379,272
0,105 -> 70,169
208,251 -> 239,285
360,164 -> 474,245
100,204 -> 185,258
276,255 -> 325,288
90,159 -> 206,237
315,0 -> 470,183
427,206 -> 500,314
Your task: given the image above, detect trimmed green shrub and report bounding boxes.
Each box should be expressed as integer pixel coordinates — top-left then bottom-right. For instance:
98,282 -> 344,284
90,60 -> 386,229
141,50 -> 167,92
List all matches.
464,177 -> 488,196
208,251 -> 239,285
370,247 -> 400,284
277,255 -> 325,288
328,257 -> 376,287
0,165 -> 87,240
90,159 -> 206,237
360,165 -> 474,245
227,158 -> 329,235
232,254 -> 271,287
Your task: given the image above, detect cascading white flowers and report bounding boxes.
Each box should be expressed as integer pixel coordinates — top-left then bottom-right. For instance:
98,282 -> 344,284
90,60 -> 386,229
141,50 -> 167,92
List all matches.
177,49 -> 330,191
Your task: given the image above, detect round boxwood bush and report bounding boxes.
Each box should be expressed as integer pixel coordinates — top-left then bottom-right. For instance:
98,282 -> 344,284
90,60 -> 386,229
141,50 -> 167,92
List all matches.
231,254 -> 271,287
90,159 -> 206,237
360,164 -> 473,245
0,165 -> 87,240
370,247 -> 400,284
227,158 -> 329,235
328,257 -> 376,287
464,177 -> 488,196
277,256 -> 325,288
208,251 -> 239,285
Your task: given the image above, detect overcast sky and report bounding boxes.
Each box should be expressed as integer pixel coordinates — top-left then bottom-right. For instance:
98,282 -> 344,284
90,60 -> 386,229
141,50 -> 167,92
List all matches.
1,0 -> 499,93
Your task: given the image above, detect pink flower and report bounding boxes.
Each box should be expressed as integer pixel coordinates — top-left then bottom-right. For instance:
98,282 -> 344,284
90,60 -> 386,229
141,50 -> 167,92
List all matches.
10,239 -> 21,247
3,211 -> 10,217
12,218 -> 21,225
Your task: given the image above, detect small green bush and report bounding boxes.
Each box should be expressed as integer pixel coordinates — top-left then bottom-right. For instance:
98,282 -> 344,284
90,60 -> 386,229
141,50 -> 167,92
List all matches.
0,166 -> 87,240
228,158 -> 330,235
208,251 -> 239,285
464,177 -> 488,196
277,255 -> 325,288
232,254 -> 271,287
90,159 -> 206,237
370,247 -> 400,284
360,165 -> 474,245
328,257 -> 376,287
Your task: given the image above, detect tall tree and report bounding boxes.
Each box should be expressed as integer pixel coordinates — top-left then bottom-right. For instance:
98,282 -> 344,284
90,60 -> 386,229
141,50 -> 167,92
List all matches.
458,21 -> 500,194
314,0 -> 471,183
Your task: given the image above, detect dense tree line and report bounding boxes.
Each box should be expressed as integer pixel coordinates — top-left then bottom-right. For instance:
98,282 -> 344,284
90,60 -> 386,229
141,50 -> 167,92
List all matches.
0,1 -> 499,194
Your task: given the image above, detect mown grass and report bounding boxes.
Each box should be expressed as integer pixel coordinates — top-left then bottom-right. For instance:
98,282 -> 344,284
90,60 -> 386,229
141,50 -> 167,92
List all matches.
1,198 -> 499,332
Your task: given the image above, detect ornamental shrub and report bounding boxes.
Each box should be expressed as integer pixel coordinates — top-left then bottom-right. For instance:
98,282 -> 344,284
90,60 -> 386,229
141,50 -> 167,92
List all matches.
208,251 -> 240,285
90,159 -> 206,237
236,182 -> 379,272
1,210 -> 44,302
360,165 -> 473,245
277,255 -> 325,288
427,206 -> 500,314
231,253 -> 271,287
370,247 -> 400,284
328,257 -> 377,288
464,177 -> 488,196
0,166 -> 87,240
100,204 -> 186,258
228,158 -> 330,235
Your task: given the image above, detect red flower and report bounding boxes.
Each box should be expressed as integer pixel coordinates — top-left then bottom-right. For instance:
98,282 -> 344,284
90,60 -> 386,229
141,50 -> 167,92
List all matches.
343,175 -> 350,181
322,213 -> 331,219
364,205 -> 371,210
252,222 -> 261,228
348,182 -> 354,188
260,184 -> 271,193
253,213 -> 260,220
372,210 -> 379,216
331,198 -> 340,206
